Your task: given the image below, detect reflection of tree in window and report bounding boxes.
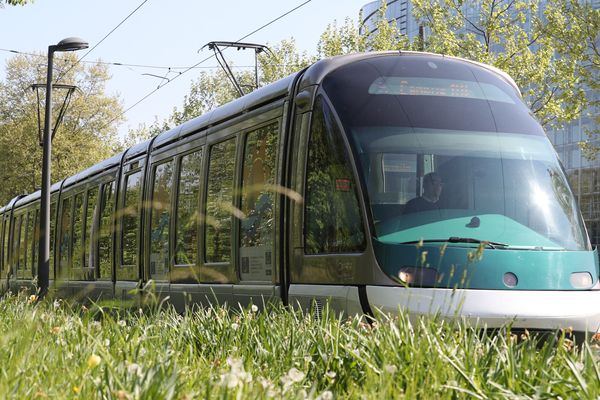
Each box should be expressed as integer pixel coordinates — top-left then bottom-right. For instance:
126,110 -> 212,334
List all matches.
31,209 -> 39,276
59,198 -> 72,273
150,161 -> 173,277
122,172 -> 141,267
26,210 -> 36,273
305,96 -> 365,254
15,214 -> 26,277
72,193 -> 85,270
49,202 -> 56,273
99,182 -> 115,279
205,139 -> 236,263
2,220 -> 9,275
175,150 -> 202,265
19,213 -> 29,273
84,187 -> 99,271
240,123 -> 278,248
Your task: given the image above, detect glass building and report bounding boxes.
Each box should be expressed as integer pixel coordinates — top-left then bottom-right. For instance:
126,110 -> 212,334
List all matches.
360,0 -> 600,245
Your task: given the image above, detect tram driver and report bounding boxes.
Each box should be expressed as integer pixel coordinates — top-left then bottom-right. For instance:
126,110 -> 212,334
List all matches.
403,172 -> 443,214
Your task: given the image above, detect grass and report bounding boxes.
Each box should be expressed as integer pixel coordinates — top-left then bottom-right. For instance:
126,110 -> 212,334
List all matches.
0,291 -> 599,399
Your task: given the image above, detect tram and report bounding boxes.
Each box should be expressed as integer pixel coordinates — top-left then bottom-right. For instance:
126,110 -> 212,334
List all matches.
1,51 -> 599,334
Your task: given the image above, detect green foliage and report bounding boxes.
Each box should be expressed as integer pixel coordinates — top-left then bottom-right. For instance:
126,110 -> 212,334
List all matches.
0,53 -> 124,204
1,0 -> 32,6
0,291 -> 599,398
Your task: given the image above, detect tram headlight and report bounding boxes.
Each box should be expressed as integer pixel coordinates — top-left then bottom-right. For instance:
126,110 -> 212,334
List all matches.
570,272 -> 593,289
398,267 -> 438,287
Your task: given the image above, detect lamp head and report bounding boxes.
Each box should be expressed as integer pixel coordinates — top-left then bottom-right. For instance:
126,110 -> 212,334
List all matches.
55,37 -> 88,52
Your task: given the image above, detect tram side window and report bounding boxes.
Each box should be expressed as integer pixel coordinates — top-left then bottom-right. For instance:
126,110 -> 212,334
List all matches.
49,201 -> 57,273
31,209 -> 39,276
26,210 -> 36,275
175,150 -> 202,265
240,122 -> 278,281
99,181 -> 115,279
121,172 -> 142,267
84,187 -> 99,271
20,214 -> 29,275
305,96 -> 365,254
16,214 -> 25,275
149,161 -> 174,278
59,197 -> 72,275
1,219 -> 6,276
72,193 -> 85,270
205,138 -> 236,263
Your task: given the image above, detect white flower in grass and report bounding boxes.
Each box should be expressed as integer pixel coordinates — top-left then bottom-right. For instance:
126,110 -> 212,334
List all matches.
288,367 -> 305,382
251,304 -> 258,313
231,322 -> 239,331
304,355 -> 312,364
53,299 -> 60,309
118,320 -> 127,327
281,367 -> 305,390
127,362 -> 143,378
384,364 -> 398,375
325,371 -> 336,379
104,339 -> 111,347
317,390 -> 334,400
219,357 -> 252,389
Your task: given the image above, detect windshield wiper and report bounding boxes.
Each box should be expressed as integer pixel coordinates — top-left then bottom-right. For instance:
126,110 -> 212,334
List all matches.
400,237 -> 509,249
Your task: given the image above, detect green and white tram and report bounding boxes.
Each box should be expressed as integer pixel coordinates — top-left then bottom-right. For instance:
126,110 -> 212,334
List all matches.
1,52 -> 599,334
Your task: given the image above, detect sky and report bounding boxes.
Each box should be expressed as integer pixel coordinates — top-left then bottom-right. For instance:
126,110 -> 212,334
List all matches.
0,0 -> 369,138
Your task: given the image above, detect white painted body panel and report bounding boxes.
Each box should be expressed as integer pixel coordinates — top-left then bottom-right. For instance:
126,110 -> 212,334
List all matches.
367,286 -> 600,333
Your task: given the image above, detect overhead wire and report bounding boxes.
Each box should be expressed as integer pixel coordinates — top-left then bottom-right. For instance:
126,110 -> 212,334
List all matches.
99,0 -> 313,131
54,0 -> 150,83
0,49 -> 279,70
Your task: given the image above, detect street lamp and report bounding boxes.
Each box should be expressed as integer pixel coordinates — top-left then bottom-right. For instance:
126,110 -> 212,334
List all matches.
38,37 -> 88,299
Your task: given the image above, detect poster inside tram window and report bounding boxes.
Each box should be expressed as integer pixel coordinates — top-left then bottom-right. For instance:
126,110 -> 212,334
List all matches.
240,246 -> 272,281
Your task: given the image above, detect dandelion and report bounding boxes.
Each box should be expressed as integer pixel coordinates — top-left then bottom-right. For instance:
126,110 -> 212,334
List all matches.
251,304 -> 258,313
281,367 -> 305,388
219,357 -> 252,389
87,354 -> 101,369
318,391 -> 334,400
28,294 -> 38,303
72,386 -> 80,394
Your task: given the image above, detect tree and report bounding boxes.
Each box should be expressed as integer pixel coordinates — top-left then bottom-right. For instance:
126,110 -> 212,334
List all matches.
1,0 -> 33,7
0,53 -> 124,203
410,0 -> 593,131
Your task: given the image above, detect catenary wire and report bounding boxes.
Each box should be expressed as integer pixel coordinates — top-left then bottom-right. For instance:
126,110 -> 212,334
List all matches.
54,0 -> 150,83
98,0 -> 313,132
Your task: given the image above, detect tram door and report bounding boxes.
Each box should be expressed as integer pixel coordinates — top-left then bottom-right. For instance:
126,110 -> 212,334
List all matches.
234,120 -> 282,308
287,95 -> 367,315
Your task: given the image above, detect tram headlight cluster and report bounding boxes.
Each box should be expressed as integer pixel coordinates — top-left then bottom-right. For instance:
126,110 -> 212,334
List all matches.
570,272 -> 593,289
398,266 -> 438,286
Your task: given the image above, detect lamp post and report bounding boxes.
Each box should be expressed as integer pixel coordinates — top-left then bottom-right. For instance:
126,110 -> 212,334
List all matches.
38,37 -> 88,299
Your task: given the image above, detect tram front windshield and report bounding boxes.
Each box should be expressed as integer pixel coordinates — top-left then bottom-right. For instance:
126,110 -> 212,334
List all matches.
322,55 -> 589,251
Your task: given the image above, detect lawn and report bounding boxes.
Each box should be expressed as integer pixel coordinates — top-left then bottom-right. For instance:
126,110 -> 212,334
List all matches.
0,291 -> 598,399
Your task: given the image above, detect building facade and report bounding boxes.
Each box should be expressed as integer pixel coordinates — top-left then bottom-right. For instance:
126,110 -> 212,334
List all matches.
360,0 -> 600,245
